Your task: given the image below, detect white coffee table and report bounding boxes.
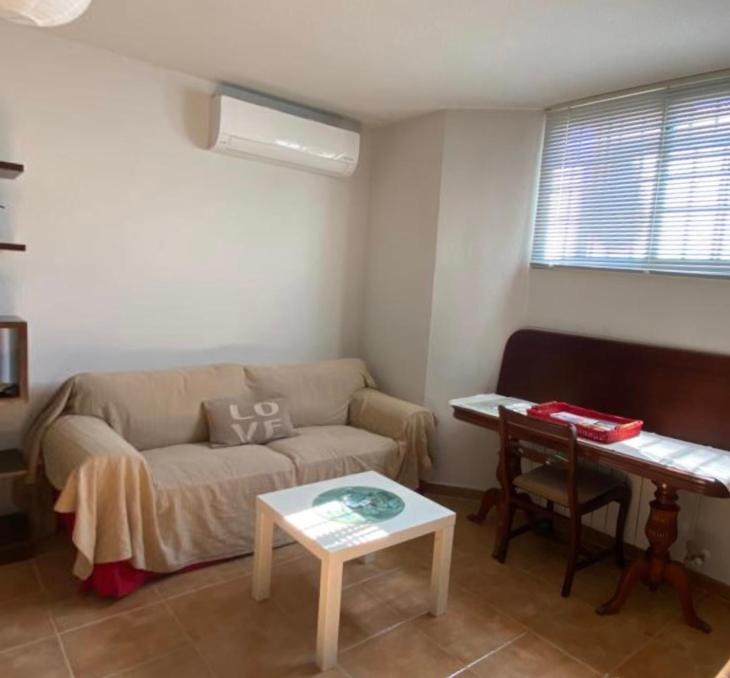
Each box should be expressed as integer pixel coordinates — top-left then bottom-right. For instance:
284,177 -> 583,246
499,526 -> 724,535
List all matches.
251,471 -> 456,670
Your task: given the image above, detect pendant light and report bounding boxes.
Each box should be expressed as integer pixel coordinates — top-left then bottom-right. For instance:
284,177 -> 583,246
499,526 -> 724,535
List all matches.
0,0 -> 92,27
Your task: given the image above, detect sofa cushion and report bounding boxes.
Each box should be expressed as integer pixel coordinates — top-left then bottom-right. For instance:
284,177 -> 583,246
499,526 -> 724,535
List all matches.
204,396 -> 296,446
267,425 -> 398,484
140,443 -> 297,564
68,364 -> 251,451
141,442 -> 296,490
244,358 -> 375,428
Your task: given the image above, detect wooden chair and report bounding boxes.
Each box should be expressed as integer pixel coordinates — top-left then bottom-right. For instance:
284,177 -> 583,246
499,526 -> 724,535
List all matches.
493,406 -> 631,597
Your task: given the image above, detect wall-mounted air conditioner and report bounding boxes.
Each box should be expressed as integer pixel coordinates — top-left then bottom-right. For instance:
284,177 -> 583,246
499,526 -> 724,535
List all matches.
209,92 -> 360,178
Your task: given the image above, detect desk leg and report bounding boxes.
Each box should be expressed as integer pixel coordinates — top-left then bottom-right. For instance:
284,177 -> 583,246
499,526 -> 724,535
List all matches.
468,487 -> 502,523
597,483 -> 711,633
468,448 -> 538,525
316,558 -> 343,671
252,506 -> 274,601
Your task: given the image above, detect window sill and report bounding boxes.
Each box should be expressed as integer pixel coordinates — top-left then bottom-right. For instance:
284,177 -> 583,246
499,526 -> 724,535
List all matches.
530,263 -> 730,282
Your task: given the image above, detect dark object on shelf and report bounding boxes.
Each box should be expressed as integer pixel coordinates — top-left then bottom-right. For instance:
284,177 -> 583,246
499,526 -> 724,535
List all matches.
0,317 -> 28,402
0,161 -> 27,250
0,382 -> 20,398
0,449 -> 34,564
0,161 -> 24,180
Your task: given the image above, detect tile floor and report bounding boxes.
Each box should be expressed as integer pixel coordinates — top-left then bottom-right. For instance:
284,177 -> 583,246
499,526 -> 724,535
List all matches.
0,495 -> 729,677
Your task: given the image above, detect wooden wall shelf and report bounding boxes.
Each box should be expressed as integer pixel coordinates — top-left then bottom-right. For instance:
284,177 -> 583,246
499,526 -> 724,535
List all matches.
0,244 -> 26,252
0,317 -> 28,402
0,162 -> 24,180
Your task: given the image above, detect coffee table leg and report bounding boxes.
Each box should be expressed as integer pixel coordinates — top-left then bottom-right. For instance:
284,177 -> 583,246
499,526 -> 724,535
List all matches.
252,506 -> 274,601
316,558 -> 343,671
430,524 -> 454,616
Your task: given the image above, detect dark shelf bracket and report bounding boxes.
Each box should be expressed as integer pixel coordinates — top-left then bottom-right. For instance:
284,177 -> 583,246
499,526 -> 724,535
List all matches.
0,161 -> 24,179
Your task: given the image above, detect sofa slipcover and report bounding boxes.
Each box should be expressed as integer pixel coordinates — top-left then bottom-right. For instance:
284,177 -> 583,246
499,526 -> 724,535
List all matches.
25,359 -> 435,584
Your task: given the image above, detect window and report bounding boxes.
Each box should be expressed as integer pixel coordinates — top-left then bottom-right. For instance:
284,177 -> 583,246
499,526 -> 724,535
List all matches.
531,76 -> 730,277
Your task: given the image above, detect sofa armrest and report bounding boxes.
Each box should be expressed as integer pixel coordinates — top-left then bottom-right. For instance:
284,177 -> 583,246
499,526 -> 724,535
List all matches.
349,388 -> 434,486
43,415 -> 156,581
43,415 -> 142,490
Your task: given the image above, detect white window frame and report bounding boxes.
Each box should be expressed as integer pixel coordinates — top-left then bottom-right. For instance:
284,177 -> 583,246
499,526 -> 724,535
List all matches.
531,73 -> 730,279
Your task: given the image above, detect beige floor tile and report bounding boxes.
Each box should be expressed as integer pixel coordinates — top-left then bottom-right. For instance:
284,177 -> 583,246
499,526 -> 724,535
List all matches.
457,559 -> 565,626
273,541 -> 309,564
170,569 -> 385,673
167,575 -> 264,641
0,561 -> 41,604
259,553 -> 322,616
470,632 -> 597,677
190,604 -> 321,677
412,586 -> 526,663
50,582 -> 161,632
361,563 -> 431,619
34,532 -> 75,556
34,549 -> 80,600
284,578 -> 408,652
341,554 -> 394,588
0,637 -> 71,678
60,602 -> 188,678
452,525 -> 496,561
613,596 -> 730,678
263,543 -> 393,598
526,588 -> 677,673
115,645 -> 213,678
173,554 -> 409,660
339,620 -> 464,678
497,529 -> 570,573
154,560 -> 243,599
210,555 -> 256,581
154,566 -> 226,599
370,537 -> 434,572
449,543 -> 507,590
337,584 -> 406,650
0,592 -> 55,652
522,544 -> 625,606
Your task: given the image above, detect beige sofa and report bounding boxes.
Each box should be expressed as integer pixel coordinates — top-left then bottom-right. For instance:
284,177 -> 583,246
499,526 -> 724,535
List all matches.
25,358 -> 434,583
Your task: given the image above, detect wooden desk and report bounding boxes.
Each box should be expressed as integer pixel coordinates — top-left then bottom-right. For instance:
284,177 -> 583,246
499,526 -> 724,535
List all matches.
453,329 -> 730,634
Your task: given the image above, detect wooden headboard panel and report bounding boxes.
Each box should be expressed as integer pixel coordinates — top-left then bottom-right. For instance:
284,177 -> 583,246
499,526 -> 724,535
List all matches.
497,329 -> 730,451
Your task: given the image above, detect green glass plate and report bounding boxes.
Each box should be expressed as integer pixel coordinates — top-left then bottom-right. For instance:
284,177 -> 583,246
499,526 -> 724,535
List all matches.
312,486 -> 405,525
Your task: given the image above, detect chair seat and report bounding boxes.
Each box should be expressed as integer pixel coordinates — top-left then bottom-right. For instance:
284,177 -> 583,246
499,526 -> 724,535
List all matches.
514,464 -> 624,506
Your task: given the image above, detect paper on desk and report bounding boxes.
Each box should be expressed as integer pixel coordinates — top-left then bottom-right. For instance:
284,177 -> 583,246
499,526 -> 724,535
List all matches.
449,394 -> 533,418
602,432 -> 730,491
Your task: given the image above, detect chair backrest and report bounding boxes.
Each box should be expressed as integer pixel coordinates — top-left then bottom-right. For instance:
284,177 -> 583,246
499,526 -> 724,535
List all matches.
498,406 -> 579,510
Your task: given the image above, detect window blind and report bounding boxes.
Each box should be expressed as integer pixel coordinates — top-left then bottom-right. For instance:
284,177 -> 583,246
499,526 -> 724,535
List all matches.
532,76 -> 730,277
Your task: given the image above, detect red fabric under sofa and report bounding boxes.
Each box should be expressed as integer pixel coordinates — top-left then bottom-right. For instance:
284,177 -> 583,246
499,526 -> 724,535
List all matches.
57,511 -> 225,598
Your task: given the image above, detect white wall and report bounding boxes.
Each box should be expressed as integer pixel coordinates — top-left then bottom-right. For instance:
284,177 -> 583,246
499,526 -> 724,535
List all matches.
424,110 -> 543,485
361,113 -> 444,403
0,25 -> 371,496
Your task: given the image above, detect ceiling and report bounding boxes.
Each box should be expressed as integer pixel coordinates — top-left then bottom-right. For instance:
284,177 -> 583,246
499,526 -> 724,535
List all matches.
52,0 -> 730,125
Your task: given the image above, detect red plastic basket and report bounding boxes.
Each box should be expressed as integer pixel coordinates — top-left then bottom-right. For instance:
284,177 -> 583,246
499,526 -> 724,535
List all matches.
526,401 -> 643,444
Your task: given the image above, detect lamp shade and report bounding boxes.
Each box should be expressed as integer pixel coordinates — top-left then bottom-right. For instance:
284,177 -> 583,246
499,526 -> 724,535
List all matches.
0,0 -> 92,27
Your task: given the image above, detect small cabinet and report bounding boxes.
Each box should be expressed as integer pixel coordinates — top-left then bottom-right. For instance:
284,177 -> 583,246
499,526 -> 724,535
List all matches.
0,317 -> 28,401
